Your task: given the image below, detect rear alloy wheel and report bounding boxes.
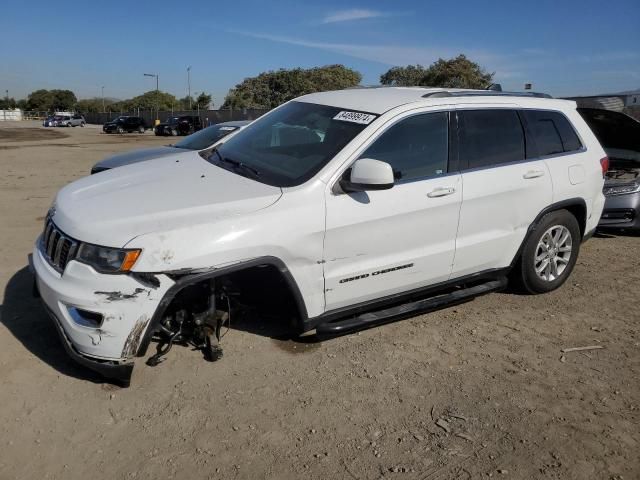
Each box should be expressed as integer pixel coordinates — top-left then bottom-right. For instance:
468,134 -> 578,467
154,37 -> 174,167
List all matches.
138,125 -> 145,134
518,209 -> 581,294
171,128 -> 178,136
80,122 -> 85,127
116,126 -> 124,134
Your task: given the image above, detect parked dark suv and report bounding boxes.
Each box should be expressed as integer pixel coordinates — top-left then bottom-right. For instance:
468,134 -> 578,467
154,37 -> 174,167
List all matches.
154,115 -> 202,136
103,116 -> 146,134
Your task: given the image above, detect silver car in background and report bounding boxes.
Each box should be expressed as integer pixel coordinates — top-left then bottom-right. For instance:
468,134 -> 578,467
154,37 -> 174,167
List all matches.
90,120 -> 250,174
578,108 -> 640,232
59,114 -> 86,127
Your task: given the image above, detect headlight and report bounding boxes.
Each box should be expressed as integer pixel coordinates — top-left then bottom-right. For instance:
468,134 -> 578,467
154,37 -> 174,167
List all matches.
76,244 -> 141,273
603,183 -> 640,196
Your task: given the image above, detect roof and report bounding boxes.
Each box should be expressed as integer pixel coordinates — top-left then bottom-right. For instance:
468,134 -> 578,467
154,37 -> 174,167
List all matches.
296,87 -> 570,115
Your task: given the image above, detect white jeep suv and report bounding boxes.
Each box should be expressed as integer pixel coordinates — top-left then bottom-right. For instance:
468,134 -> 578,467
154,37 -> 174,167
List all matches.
31,87 -> 607,385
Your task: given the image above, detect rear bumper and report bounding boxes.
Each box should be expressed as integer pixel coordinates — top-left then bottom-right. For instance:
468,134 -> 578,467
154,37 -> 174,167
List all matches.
598,191 -> 640,230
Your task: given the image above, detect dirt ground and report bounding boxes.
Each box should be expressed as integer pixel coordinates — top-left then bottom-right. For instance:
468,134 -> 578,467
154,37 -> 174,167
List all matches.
0,121 -> 638,480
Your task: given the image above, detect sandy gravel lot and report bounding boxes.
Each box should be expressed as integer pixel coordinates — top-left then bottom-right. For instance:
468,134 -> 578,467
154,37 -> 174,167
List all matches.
0,122 -> 638,480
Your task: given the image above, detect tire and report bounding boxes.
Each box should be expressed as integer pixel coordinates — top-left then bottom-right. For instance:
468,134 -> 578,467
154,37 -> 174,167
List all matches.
171,128 -> 178,136
116,126 -> 124,134
138,125 -> 145,134
517,209 -> 581,294
80,122 -> 85,127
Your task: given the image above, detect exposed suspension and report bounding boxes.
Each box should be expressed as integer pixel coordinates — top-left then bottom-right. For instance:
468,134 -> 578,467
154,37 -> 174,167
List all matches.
147,280 -> 231,367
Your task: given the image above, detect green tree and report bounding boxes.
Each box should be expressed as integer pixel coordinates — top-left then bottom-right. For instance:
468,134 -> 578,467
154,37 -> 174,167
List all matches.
177,96 -> 194,110
380,55 -> 494,89
76,97 -> 113,113
194,92 -> 213,110
125,90 -> 179,111
26,89 -> 53,110
50,90 -> 77,110
25,89 -> 77,111
221,64 -> 362,110
0,97 -> 17,109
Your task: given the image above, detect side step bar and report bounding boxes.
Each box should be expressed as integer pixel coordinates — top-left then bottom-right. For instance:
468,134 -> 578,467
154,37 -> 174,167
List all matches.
316,277 -> 508,336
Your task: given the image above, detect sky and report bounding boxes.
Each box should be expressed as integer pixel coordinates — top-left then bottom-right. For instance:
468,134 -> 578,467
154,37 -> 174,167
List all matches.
1,0 -> 639,104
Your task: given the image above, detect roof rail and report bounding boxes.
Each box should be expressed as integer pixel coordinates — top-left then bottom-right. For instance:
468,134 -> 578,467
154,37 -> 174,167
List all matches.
422,90 -> 553,99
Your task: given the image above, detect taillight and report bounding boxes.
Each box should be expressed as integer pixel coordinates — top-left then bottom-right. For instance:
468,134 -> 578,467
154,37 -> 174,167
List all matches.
600,156 -> 609,179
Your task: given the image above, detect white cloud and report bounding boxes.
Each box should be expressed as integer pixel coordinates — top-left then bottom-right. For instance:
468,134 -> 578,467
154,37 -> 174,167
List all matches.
322,9 -> 387,24
229,30 -> 492,67
228,30 -> 639,95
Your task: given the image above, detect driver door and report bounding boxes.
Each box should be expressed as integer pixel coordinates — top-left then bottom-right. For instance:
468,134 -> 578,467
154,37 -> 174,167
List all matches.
323,110 -> 462,311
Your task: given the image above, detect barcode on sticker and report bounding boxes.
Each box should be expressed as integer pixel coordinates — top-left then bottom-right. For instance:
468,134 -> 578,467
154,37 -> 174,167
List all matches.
333,111 -> 377,125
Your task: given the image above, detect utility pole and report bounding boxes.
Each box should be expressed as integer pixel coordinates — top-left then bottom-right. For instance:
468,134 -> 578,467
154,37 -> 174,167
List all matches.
187,66 -> 192,110
143,73 -> 159,124
101,86 -> 105,113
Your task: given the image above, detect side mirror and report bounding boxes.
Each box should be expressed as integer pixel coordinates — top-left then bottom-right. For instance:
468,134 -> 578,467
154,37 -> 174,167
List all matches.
340,158 -> 394,193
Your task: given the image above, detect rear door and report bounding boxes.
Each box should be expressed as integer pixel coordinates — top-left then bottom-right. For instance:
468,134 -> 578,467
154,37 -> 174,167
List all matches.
451,107 -> 553,277
323,110 -> 462,310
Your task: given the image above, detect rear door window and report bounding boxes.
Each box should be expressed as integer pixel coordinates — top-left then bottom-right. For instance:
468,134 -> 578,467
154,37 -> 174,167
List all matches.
458,109 -> 525,169
523,110 -> 583,157
359,112 -> 449,182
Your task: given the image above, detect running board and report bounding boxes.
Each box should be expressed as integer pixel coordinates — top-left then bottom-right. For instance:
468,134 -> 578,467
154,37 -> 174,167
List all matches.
316,277 -> 508,336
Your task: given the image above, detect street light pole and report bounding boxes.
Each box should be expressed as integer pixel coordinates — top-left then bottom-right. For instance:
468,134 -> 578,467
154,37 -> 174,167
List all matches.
187,66 -> 192,110
143,73 -> 159,123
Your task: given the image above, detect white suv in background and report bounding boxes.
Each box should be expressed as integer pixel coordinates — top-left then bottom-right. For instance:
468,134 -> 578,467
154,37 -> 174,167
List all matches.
31,87 -> 607,385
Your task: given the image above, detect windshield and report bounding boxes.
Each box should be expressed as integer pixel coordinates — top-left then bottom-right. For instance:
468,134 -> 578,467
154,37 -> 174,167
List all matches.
207,102 -> 375,187
174,124 -> 239,150
112,116 -> 127,123
166,117 -> 180,125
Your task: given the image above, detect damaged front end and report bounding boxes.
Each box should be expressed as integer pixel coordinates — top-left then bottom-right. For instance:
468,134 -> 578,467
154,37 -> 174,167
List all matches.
30,236 -> 176,386
143,279 -> 230,367
600,160 -> 640,230
31,238 -> 239,386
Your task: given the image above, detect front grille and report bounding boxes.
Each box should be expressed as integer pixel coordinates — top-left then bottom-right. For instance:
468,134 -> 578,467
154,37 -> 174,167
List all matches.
41,219 -> 79,273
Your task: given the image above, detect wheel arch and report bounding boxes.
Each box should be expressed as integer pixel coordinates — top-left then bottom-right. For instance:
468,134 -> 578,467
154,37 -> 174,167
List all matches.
135,256 -> 308,357
510,198 -> 587,269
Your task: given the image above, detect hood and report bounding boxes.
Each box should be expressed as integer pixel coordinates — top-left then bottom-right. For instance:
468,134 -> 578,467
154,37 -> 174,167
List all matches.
93,146 -> 177,170
53,152 -> 283,247
604,147 -> 640,166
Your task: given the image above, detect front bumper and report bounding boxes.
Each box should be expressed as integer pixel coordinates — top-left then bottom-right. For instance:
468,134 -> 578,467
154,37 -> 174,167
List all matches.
30,241 -> 174,382
598,191 -> 640,231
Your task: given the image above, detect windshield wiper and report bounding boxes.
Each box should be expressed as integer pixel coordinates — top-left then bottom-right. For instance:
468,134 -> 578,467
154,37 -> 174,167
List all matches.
219,156 -> 261,178
205,147 -> 223,162
204,148 -> 261,178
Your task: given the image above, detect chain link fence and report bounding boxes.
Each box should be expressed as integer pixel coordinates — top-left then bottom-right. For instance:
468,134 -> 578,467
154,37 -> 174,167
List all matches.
81,109 -> 269,127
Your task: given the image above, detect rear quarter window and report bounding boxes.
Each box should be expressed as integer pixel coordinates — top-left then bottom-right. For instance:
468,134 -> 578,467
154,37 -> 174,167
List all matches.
459,109 -> 525,170
523,110 -> 583,157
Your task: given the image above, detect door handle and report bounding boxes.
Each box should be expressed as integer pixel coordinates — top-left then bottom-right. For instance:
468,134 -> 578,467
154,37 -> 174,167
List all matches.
427,187 -> 456,198
523,170 -> 545,179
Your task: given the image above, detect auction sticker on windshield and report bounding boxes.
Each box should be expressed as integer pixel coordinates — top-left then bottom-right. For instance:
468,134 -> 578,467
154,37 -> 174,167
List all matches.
333,111 -> 377,125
